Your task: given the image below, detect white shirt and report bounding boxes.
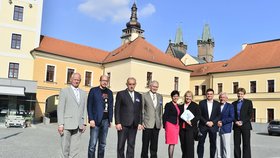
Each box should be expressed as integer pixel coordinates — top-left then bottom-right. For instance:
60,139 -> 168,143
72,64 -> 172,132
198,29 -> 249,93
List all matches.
129,91 -> 134,102
220,103 -> 225,112
149,91 -> 157,108
207,100 -> 213,118
71,85 -> 80,103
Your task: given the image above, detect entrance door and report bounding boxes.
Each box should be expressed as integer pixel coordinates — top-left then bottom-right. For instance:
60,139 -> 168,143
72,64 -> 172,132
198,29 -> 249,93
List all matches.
267,108 -> 274,123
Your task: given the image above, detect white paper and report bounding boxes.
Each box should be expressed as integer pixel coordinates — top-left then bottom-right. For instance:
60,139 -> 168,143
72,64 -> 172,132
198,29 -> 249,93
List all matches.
180,109 -> 194,121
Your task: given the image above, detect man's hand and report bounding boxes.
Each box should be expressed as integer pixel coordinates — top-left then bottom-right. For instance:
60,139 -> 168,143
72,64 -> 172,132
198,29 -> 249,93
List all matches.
235,121 -> 243,126
108,122 -> 111,128
116,124 -> 122,131
58,125 -> 64,135
206,121 -> 214,127
89,120 -> 95,128
138,124 -> 144,130
217,121 -> 222,127
81,124 -> 86,133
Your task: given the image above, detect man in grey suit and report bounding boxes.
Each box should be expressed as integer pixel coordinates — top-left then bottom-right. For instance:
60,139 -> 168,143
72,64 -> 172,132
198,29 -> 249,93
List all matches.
57,73 -> 87,158
141,80 -> 163,158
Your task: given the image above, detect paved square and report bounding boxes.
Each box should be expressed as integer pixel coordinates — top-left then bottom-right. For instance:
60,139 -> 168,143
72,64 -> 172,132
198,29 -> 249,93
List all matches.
0,123 -> 279,158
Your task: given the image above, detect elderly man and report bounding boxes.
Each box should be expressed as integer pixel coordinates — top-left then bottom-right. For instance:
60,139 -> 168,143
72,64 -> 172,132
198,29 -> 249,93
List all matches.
216,92 -> 234,158
141,80 -> 163,158
57,73 -> 87,158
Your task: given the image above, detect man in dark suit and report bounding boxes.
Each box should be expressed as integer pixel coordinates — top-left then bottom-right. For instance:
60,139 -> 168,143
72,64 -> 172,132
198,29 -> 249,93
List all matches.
141,80 -> 163,158
216,92 -> 234,158
87,75 -> 113,158
232,88 -> 253,158
197,88 -> 221,158
115,77 -> 143,158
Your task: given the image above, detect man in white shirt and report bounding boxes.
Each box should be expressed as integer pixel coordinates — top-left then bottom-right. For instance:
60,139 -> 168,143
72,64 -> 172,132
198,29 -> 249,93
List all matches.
197,88 -> 221,158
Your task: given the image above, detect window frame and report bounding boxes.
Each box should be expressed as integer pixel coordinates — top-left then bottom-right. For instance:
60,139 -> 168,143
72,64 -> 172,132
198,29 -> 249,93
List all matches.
8,62 -> 19,79
66,68 -> 75,84
13,5 -> 24,21
84,70 -> 93,87
11,33 -> 22,49
45,64 -> 56,82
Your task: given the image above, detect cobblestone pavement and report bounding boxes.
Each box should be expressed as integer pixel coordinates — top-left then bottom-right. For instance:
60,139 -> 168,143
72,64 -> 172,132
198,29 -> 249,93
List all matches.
0,123 -> 280,158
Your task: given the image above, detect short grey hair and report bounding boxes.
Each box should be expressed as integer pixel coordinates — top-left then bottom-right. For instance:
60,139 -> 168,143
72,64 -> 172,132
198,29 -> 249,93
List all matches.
219,92 -> 228,98
149,80 -> 159,86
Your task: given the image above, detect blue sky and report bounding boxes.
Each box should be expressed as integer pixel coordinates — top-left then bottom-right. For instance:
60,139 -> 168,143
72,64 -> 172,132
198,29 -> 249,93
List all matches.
41,0 -> 280,61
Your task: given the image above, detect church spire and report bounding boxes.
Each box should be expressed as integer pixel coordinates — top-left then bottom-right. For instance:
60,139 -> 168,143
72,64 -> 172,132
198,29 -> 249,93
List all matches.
121,3 -> 144,44
174,25 -> 183,44
197,23 -> 215,62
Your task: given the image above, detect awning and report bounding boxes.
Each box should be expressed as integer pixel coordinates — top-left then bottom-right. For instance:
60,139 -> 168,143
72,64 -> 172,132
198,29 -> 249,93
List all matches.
0,86 -> 25,96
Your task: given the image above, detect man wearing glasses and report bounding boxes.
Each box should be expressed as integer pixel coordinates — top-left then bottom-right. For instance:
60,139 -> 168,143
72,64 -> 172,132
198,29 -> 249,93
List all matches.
87,75 -> 113,158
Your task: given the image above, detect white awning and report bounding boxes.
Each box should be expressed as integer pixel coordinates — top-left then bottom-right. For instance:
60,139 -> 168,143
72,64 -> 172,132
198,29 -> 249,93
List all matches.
0,86 -> 25,96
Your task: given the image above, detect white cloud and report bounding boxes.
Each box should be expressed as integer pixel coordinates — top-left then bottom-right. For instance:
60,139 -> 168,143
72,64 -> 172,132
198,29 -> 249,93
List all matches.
139,3 -> 156,17
78,0 -> 155,22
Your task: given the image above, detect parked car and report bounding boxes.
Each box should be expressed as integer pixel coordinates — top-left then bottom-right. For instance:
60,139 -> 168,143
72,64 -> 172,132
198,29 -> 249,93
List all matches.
267,120 -> 280,135
5,109 -> 26,128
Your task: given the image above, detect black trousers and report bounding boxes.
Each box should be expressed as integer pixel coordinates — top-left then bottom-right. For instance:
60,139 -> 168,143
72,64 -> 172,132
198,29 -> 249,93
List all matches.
179,128 -> 194,158
234,128 -> 251,158
197,127 -> 217,158
117,126 -> 138,158
141,127 -> 160,158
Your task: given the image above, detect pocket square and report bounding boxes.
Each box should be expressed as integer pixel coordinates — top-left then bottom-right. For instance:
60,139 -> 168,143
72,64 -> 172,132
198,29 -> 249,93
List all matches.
135,98 -> 140,102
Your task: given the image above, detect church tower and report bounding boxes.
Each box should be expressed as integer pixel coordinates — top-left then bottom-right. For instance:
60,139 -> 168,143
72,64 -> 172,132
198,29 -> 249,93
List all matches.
121,3 -> 144,44
197,24 -> 215,62
165,25 -> 187,59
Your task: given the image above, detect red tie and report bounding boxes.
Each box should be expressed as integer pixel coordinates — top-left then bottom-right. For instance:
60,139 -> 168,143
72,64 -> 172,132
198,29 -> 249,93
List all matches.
183,122 -> 186,129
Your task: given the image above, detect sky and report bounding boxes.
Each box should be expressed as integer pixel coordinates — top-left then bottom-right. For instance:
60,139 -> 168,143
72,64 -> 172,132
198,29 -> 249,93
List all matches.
41,0 -> 280,61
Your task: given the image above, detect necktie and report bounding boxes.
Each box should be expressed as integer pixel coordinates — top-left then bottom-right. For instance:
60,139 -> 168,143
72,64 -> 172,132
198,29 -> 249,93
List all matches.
75,89 -> 80,103
130,92 -> 134,102
152,94 -> 157,108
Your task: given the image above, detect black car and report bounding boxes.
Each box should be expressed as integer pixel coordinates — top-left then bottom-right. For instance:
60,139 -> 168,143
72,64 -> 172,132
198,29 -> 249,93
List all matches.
267,120 -> 280,135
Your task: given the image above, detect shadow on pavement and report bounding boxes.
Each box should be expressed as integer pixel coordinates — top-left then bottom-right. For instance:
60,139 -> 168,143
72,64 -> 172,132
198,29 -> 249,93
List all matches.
0,132 -> 23,141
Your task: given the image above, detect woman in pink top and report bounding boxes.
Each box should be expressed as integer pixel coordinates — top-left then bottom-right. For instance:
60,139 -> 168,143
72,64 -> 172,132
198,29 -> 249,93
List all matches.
163,90 -> 180,158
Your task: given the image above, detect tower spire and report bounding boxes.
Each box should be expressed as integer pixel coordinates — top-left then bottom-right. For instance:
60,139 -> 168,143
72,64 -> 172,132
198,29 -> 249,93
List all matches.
197,23 -> 215,62
121,3 -> 144,44
174,24 -> 183,44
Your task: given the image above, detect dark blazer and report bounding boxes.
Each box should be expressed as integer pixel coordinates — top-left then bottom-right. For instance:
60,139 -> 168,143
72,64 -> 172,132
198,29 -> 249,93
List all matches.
198,99 -> 221,132
220,102 -> 234,133
232,99 -> 253,130
115,89 -> 142,127
179,101 -> 201,130
87,86 -> 113,126
162,101 -> 179,128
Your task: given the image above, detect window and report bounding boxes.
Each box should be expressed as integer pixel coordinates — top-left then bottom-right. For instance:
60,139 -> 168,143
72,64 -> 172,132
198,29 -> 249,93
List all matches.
267,109 -> 274,123
8,62 -> 19,78
250,81 -> 256,93
66,68 -> 75,84
11,34 -> 22,49
146,72 -> 152,87
268,80 -> 275,92
85,71 -> 92,87
46,65 -> 55,82
13,6 -> 24,21
217,83 -> 223,94
107,72 -> 111,87
174,77 -> 179,91
195,86 -> 199,96
201,85 -> 206,95
233,82 -> 239,93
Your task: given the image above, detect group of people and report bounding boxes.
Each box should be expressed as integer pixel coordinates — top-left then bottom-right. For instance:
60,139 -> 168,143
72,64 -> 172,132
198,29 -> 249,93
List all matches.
57,73 -> 253,158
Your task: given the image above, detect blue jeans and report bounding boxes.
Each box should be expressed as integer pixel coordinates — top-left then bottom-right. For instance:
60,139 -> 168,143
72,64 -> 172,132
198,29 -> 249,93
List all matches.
88,119 -> 109,158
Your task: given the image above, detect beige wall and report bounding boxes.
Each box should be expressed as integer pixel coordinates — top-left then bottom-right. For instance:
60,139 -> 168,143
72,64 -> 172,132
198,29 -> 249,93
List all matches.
32,51 -> 103,118
181,53 -> 199,65
190,68 -> 280,123
104,59 -> 191,104
0,0 -> 43,80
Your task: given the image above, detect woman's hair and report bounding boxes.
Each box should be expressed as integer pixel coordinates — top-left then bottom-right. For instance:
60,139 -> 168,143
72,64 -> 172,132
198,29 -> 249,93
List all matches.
171,90 -> 180,97
184,90 -> 194,100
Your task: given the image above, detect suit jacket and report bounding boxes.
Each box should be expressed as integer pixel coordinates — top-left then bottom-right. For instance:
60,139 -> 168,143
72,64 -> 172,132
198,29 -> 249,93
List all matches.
87,86 -> 113,126
232,99 -> 253,130
198,99 -> 221,132
142,91 -> 163,129
162,101 -> 179,128
220,102 -> 234,133
115,89 -> 142,127
57,86 -> 87,130
179,101 -> 201,130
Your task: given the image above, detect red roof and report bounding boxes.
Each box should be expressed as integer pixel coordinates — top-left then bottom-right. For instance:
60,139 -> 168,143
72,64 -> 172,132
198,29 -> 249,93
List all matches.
103,37 -> 191,71
34,36 -> 109,63
186,61 -> 227,76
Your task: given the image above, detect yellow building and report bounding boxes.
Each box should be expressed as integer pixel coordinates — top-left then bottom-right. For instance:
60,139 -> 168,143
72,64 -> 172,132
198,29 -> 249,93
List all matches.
31,36 -> 109,120
0,0 -> 43,117
187,40 -> 280,123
